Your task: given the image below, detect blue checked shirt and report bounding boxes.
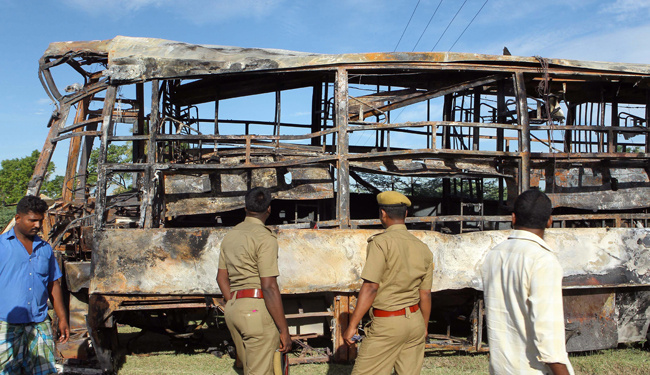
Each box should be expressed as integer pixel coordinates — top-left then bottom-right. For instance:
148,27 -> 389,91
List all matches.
0,228 -> 62,324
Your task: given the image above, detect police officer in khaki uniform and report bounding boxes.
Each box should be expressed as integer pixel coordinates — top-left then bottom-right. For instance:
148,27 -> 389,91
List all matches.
343,191 -> 434,375
217,187 -> 292,375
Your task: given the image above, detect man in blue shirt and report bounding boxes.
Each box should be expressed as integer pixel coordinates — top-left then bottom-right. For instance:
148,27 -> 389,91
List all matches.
0,195 -> 69,374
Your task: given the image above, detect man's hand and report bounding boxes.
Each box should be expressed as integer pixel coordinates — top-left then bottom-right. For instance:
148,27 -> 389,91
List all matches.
343,324 -> 358,346
58,319 -> 70,343
48,280 -> 69,344
279,330 -> 292,353
261,276 -> 292,354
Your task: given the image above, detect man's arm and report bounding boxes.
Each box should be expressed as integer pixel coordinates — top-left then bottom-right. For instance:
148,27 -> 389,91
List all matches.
547,363 -> 571,375
529,257 -> 573,374
343,280 -> 379,346
260,276 -> 292,353
418,289 -> 431,337
48,279 -> 69,343
216,268 -> 232,301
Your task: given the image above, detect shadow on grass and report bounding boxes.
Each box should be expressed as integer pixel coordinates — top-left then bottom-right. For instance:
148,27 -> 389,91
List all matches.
112,325 -> 236,373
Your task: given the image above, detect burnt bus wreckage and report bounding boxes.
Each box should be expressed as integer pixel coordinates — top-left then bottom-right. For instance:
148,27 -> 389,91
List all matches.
24,36 -> 650,371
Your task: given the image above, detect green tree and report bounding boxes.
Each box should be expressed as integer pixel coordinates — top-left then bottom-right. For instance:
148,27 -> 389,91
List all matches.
0,150 -> 63,204
87,143 -> 133,193
42,175 -> 65,199
0,206 -> 15,230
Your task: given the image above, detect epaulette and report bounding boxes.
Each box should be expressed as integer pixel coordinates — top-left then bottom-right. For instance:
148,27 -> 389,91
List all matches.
265,226 -> 278,237
367,232 -> 384,243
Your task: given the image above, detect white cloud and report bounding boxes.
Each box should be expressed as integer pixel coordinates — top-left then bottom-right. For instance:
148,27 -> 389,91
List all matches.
601,0 -> 650,21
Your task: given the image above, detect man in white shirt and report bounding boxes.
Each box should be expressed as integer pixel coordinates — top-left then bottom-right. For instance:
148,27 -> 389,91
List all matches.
481,189 -> 574,375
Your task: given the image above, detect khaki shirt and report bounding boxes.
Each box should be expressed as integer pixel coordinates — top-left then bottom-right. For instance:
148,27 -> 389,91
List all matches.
218,216 -> 279,291
481,230 -> 574,375
361,224 -> 434,311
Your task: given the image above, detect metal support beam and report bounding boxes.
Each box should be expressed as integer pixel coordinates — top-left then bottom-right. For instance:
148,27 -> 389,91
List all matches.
514,72 -> 530,192
311,83 -> 322,146
93,86 -> 117,232
63,98 -> 89,203
27,105 -> 71,197
335,68 -> 350,228
144,80 -> 161,229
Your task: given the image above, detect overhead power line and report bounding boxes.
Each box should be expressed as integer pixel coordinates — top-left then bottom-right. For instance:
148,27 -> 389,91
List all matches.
394,0 -> 421,52
412,0 -> 444,52
448,0 -> 489,51
431,0 -> 468,51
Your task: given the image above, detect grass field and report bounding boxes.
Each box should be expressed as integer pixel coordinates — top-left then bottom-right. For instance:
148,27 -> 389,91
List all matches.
112,327 -> 650,375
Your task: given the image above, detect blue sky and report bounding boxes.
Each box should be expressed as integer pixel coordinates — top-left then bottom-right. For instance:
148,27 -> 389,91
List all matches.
1,0 -> 650,175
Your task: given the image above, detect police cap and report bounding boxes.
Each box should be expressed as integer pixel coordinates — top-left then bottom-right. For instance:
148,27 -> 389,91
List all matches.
376,191 -> 411,207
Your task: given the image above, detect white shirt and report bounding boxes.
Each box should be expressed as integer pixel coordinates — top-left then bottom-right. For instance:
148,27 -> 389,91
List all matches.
481,230 -> 574,375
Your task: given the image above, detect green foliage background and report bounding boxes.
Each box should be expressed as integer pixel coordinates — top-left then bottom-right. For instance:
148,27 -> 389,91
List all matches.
0,150 -> 64,229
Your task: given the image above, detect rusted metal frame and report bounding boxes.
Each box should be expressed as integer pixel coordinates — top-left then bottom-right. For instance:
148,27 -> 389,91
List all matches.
274,90 -> 282,150
214,92 -> 220,154
244,136 -> 252,164
496,78 -> 507,204
349,123 -> 433,136
477,298 -> 484,351
316,212 -> 650,227
350,165 -> 510,179
473,87 -> 481,150
349,170 -> 381,194
533,152 -> 650,159
27,104 -> 71,196
311,83 -> 323,146
93,86 -> 118,232
100,156 -> 338,172
349,120 -> 520,131
113,302 -> 209,311
599,87 -> 606,152
142,80 -> 161,229
333,293 -> 356,362
38,60 -> 65,100
62,96 -> 92,202
343,215 -> 513,227
646,90 -> 650,152
351,74 -> 504,121
51,130 -> 102,143
152,126 -> 339,142
195,116 -> 322,129
565,103 -> 575,152
514,72 -> 531,192
335,67 -> 350,228
532,124 -> 648,132
609,99 -> 618,152
75,123 -> 98,203
57,117 -> 102,135
346,148 -> 519,161
107,135 -> 150,141
60,80 -> 110,106
133,83 -> 146,163
284,311 -> 334,319
342,61 -> 646,79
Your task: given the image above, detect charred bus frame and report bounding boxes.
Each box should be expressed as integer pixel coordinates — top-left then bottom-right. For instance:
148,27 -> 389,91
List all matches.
25,37 -> 650,371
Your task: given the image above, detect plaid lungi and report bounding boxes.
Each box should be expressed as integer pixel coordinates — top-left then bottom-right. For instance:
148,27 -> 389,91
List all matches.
0,320 -> 57,375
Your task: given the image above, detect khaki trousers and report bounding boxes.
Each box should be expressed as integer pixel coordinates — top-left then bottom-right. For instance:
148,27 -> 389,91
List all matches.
351,308 -> 426,375
225,298 -> 280,375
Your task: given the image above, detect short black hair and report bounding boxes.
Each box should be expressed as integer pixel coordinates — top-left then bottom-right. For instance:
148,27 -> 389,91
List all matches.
513,189 -> 552,229
245,187 -> 272,213
16,195 -> 48,215
379,205 -> 408,220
